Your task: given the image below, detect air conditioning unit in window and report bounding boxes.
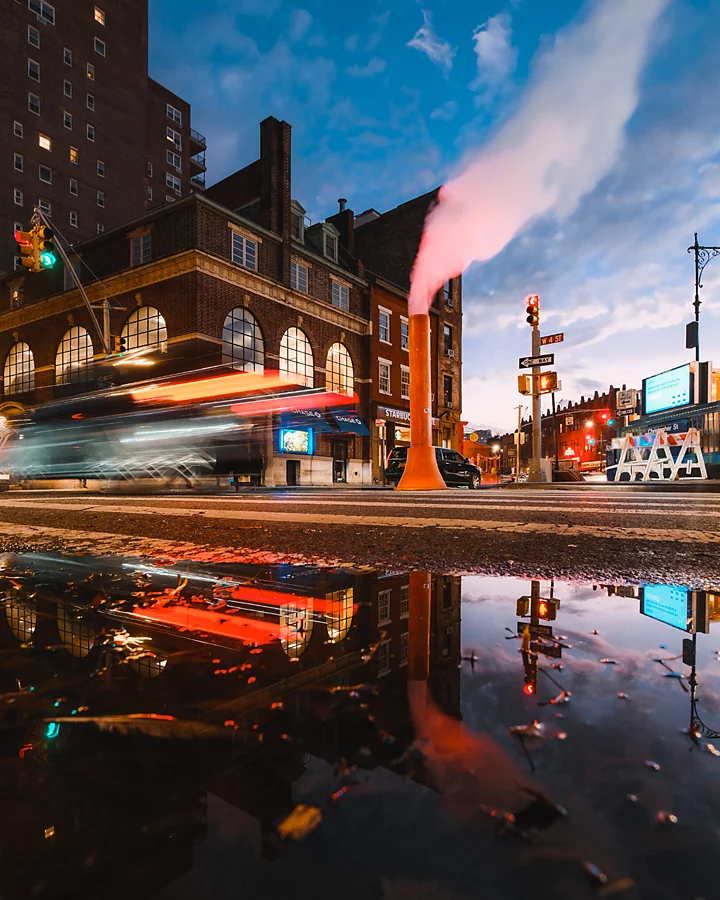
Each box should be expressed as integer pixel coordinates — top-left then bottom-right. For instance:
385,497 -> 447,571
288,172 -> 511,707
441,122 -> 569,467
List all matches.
445,349 -> 455,359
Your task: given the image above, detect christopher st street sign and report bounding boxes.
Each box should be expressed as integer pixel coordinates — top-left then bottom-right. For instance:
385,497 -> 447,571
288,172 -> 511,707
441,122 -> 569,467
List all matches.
519,354 -> 554,369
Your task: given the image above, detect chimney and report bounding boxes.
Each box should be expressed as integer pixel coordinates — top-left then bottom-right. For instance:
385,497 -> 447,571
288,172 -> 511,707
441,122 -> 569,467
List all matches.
338,198 -> 347,212
327,200 -> 355,256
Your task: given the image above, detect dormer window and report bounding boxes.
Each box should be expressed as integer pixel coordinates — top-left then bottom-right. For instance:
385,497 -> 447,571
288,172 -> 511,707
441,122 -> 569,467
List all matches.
323,226 -> 339,262
290,199 -> 306,243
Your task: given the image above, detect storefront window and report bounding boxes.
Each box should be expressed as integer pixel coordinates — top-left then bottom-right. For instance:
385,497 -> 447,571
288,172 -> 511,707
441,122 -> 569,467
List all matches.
326,343 -> 354,395
279,327 -> 314,387
222,307 -> 264,372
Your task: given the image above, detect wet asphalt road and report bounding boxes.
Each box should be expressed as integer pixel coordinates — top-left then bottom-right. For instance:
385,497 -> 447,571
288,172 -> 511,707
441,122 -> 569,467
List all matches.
0,485 -> 718,585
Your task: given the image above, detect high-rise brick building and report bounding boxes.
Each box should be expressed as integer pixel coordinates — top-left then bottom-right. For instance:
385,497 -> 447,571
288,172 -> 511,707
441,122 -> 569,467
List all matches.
1,0 -> 205,277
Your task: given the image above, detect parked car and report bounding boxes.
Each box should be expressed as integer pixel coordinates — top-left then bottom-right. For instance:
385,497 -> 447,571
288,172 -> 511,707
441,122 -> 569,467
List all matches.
385,446 -> 482,488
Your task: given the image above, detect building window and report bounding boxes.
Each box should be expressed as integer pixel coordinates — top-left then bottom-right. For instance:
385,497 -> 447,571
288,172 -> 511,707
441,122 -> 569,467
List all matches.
291,211 -> 304,241
4,342 -> 35,395
64,111 -> 73,129
121,306 -> 167,352
400,631 -> 409,665
331,280 -> 349,311
13,121 -> 23,138
69,178 -> 78,195
230,232 -> 257,270
69,210 -> 78,227
10,283 -> 24,307
147,161 -> 153,177
401,365 -> 410,400
165,172 -> 181,195
39,165 -> 52,184
28,93 -> 40,114
6,597 -> 36,641
443,374 -> 453,407
96,223 -> 104,233
326,343 -> 354,395
55,327 -> 93,384
28,25 -> 40,47
87,124 -> 95,141
14,153 -> 23,172
97,159 -> 105,177
94,37 -> 106,56
324,231 -> 338,261
400,584 -> 410,618
96,190 -> 104,207
38,133 -> 51,151
130,232 -> 151,267
69,146 -> 78,164
222,308 -> 264,373
378,309 -> 391,343
376,640 -> 391,675
166,103 -> 182,125
279,327 -> 314,387
29,0 -> 55,24
325,587 -> 354,643
28,59 -> 40,81
378,589 -> 391,625
14,189 -> 23,206
444,279 -> 453,306
401,316 -> 409,351
87,63 -> 95,80
94,6 -> 105,24
379,360 -> 391,395
147,187 -> 152,201
166,149 -> 181,170
290,259 -> 308,292
166,126 -> 181,150
443,323 -> 453,355
87,94 -> 95,111
165,194 -> 176,203
64,80 -> 72,98
38,198 -> 51,213
64,47 -> 72,65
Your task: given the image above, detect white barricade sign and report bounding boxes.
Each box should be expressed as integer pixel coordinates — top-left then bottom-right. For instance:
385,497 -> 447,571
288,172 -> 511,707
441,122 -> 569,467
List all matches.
608,428 -> 707,481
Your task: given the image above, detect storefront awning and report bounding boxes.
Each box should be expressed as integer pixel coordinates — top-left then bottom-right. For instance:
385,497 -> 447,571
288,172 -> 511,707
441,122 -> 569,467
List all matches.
327,410 -> 371,436
279,410 -> 337,433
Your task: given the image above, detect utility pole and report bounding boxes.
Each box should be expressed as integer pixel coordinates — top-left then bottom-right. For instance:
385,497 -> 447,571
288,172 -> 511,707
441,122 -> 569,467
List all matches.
525,295 -> 543,483
515,403 -> 522,478
688,233 -> 720,364
551,391 -> 559,475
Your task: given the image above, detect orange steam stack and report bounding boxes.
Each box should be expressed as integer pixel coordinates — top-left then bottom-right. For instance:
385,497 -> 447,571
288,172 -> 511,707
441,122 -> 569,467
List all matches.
396,313 -> 446,491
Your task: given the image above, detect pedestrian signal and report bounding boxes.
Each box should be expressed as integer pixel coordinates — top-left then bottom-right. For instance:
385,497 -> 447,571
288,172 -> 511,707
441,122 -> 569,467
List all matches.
518,374 -> 532,395
537,371 -> 559,394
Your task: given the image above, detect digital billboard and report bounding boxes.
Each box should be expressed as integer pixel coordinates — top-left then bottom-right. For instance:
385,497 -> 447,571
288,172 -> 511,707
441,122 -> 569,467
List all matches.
640,585 -> 690,631
643,364 -> 692,416
279,429 -> 311,454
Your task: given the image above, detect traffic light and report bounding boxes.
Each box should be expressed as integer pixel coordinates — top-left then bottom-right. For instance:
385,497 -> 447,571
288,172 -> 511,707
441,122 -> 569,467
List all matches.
526,294 -> 540,327
36,224 -> 57,269
15,229 -> 39,271
518,374 -> 532,395
535,597 -> 558,621
537,371 -> 559,394
113,335 -> 127,355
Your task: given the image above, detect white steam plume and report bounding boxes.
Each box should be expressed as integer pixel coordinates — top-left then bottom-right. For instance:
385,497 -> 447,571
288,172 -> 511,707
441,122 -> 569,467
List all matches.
409,0 -> 670,315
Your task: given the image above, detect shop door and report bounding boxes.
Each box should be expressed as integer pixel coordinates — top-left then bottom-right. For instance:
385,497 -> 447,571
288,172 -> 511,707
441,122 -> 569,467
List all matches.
332,441 -> 348,483
286,459 -> 300,486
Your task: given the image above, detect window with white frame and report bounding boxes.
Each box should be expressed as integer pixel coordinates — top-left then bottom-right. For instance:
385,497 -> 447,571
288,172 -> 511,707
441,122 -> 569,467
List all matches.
14,153 -> 23,172
28,59 -> 40,81
290,201 -> 305,241
147,161 -> 153,177
147,187 -> 152,201
401,365 -> 410,399
279,327 -> 314,387
87,62 -> 95,80
38,133 -> 51,151
165,172 -> 181,195
326,343 -> 354,395
97,159 -> 105,177
290,259 -> 308,292
64,79 -> 72,97
87,124 -> 95,141
222,308 -> 264,373
166,126 -> 181,149
64,48 -> 72,65
64,111 -> 72,129
400,584 -> 410,618
378,308 -> 391,343
376,639 -> 391,675
331,280 -> 349,311
70,146 -> 78,164
39,165 -> 52,184
97,223 -> 104,233
94,37 -> 106,56
14,189 -> 23,206
87,93 -> 95,111
4,342 -> 34,394
379,359 -> 391,395
96,190 -> 104,207
38,198 -> 51,213
401,316 -> 409,351
400,631 -> 409,664
121,306 -> 167,351
69,177 -> 78,195
55,326 -> 93,384
130,232 -> 151,267
94,6 -> 105,24
69,210 -> 78,228
29,0 -> 55,24
166,149 -> 181,170
230,231 -> 257,270
28,93 -> 40,114
28,25 -> 40,47
166,104 -> 182,125
324,230 -> 338,261
13,121 -> 23,138
378,589 -> 391,624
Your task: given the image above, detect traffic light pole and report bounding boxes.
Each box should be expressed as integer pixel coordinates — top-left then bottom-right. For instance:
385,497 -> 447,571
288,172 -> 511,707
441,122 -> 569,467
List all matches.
528,325 -> 543,483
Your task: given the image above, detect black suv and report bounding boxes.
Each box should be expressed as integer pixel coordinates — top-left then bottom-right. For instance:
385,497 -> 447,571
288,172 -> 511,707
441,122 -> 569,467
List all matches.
385,446 -> 482,488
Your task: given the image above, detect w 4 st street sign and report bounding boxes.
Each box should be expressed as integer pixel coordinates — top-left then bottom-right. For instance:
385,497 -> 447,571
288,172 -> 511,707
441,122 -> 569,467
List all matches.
519,354 -> 554,369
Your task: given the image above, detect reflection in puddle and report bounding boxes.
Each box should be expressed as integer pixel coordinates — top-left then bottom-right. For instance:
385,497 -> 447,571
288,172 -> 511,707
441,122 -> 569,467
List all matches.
0,553 -> 719,900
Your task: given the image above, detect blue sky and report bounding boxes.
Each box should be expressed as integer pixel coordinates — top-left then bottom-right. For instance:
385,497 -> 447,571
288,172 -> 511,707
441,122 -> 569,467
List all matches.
150,0 -> 720,432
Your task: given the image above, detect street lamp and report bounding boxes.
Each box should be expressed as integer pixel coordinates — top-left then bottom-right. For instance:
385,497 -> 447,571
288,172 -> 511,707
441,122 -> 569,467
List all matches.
687,233 -> 720,363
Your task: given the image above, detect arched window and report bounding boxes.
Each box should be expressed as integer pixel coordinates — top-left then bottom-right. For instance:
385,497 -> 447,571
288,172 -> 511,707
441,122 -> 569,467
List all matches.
6,598 -> 36,642
57,606 -> 94,658
121,306 -> 167,351
55,326 -> 93,384
325,587 -> 354,643
222,308 -> 264,372
280,601 -> 314,659
279,327 -> 314,387
3,342 -> 35,395
325,343 -> 354,395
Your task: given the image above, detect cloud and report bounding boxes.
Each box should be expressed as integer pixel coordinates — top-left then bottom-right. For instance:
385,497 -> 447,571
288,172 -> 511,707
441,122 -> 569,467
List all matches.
470,13 -> 517,99
346,57 -> 387,78
236,0 -> 282,15
430,100 -> 458,121
407,9 -> 455,75
288,8 -> 312,43
344,34 -> 359,52
367,11 -> 391,51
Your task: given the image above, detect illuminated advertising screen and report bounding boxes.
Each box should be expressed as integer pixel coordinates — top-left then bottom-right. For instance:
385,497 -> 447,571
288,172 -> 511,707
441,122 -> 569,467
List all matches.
280,429 -> 311,454
643,364 -> 692,416
640,585 -> 690,631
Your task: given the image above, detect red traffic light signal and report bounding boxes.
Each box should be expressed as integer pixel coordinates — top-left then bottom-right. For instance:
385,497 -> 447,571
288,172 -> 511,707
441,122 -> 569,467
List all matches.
16,229 -> 39,271
523,682 -> 535,695
526,294 -> 540,327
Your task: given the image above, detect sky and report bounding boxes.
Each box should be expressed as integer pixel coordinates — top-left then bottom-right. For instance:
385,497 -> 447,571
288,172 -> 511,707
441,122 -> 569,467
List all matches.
149,0 -> 720,433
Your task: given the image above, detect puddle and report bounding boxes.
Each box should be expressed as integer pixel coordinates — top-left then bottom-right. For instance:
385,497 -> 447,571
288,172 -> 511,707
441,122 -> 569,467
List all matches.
1,552 -> 719,900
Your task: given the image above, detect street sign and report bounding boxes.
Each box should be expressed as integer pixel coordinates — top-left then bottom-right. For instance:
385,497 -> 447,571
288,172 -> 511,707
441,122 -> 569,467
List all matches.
517,621 -> 554,638
615,389 -> 636,412
531,641 -> 563,659
540,332 -> 564,346
519,354 -> 554,369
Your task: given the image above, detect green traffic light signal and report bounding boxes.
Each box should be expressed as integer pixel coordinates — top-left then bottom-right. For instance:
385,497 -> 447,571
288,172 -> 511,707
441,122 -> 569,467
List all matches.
40,251 -> 56,268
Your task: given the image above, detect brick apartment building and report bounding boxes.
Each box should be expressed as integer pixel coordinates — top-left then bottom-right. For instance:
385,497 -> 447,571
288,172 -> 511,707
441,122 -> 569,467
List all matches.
1,0 -> 205,277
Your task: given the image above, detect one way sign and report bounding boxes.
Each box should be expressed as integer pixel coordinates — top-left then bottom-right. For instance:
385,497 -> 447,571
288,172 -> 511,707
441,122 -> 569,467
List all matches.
519,353 -> 554,369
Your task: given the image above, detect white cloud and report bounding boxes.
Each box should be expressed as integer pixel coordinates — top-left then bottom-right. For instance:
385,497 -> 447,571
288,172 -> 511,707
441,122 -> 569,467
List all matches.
288,9 -> 312,43
237,0 -> 282,15
344,34 -> 359,52
407,9 -> 455,75
367,11 -> 390,51
471,13 -> 517,96
430,100 -> 458,121
346,57 -> 387,78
